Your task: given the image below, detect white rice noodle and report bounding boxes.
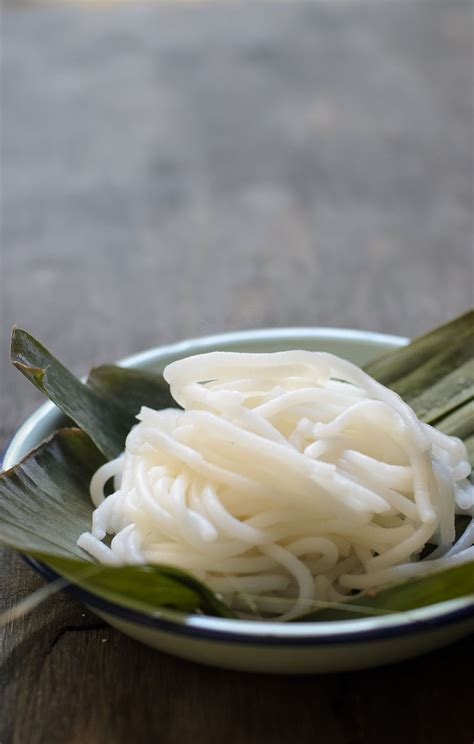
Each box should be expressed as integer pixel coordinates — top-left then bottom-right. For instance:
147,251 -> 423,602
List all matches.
78,350 -> 473,620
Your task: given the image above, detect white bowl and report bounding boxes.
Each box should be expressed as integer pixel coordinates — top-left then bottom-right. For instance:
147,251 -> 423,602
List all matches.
4,327 -> 474,674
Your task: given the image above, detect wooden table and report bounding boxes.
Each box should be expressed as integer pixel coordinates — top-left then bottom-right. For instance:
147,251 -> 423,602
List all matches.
1,1 -> 473,742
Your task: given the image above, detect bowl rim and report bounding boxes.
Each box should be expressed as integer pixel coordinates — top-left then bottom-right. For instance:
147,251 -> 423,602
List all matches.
22,555 -> 474,645
4,326 -> 474,645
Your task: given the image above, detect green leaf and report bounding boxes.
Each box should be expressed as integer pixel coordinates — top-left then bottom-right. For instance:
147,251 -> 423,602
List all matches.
0,428 -> 234,618
364,310 -> 474,458
0,428 -> 104,557
11,328 -> 135,459
87,364 -> 176,417
297,561 -> 474,621
32,554 -> 234,617
463,434 -> 474,467
435,399 -> 474,441
386,342 -> 473,410
404,359 -> 474,424
364,310 -> 474,386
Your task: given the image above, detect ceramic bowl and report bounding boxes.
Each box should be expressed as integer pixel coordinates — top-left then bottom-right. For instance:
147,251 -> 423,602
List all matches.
4,328 -> 474,674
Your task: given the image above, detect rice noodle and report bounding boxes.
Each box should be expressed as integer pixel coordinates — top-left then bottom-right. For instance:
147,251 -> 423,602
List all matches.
77,351 -> 474,620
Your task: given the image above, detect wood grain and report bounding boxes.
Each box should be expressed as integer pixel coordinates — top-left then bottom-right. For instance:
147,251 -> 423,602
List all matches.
1,1 -> 473,742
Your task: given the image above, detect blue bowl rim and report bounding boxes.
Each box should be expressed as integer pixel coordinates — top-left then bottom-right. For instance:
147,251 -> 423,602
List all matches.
22,555 -> 474,646
4,326 -> 474,646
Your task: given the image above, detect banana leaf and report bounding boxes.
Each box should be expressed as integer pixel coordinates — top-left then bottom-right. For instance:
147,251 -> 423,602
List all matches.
436,400 -> 474,441
2,314 -> 473,622
87,364 -> 176,415
296,562 -> 474,621
365,310 -> 474,440
364,309 -> 474,387
404,359 -> 474,424
11,329 -> 177,459
31,553 -> 232,617
11,328 -> 133,460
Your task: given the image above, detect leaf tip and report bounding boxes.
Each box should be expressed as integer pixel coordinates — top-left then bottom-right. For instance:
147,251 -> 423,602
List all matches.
10,326 -> 30,361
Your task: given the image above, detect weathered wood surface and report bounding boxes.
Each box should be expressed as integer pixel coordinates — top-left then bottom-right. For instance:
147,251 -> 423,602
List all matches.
1,1 -> 473,742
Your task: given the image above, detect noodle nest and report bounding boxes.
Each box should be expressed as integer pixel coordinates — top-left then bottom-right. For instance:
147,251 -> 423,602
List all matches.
78,351 -> 474,620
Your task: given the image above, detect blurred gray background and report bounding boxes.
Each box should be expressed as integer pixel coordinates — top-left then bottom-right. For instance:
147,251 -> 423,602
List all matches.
0,2 -> 473,742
